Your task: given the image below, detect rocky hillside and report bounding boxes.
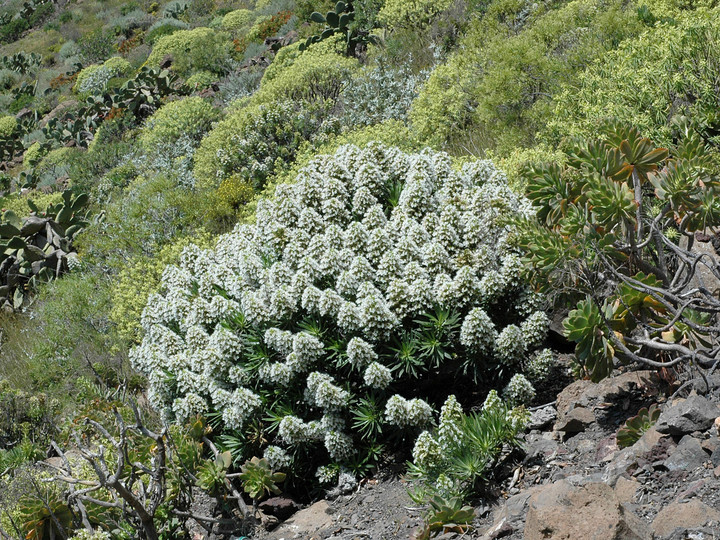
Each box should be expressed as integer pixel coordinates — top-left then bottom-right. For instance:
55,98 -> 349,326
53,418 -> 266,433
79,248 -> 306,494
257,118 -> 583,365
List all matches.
0,0 -> 717,538
251,370 -> 720,539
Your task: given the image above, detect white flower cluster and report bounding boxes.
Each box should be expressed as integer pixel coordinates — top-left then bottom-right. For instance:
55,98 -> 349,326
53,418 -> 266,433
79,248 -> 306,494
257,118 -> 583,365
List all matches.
263,445 -> 291,470
68,531 -> 112,540
346,336 -> 378,368
437,395 -> 464,452
506,406 -> 531,431
131,143 -> 542,465
363,362 -> 393,389
316,464 -> 339,484
494,324 -> 525,365
525,348 -> 555,383
521,311 -> 550,348
410,395 -> 465,470
435,473 -> 460,499
503,374 -> 536,407
460,308 -> 497,353
412,430 -> 443,469
306,372 -> 350,410
483,389 -> 502,412
384,394 -> 433,428
278,415 -> 323,444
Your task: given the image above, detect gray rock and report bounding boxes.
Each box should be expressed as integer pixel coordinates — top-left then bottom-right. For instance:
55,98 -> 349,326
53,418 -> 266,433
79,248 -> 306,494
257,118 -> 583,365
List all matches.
481,487 -> 542,540
528,405 -> 557,430
263,500 -> 333,539
710,447 -> 720,467
595,434 -> 619,463
663,435 -> 708,472
651,499 -> 720,538
700,436 -> 720,454
524,480 -> 651,540
555,371 -> 660,418
603,447 -> 639,486
554,407 -> 595,433
655,395 -> 720,436
258,496 -> 301,521
524,434 -> 559,461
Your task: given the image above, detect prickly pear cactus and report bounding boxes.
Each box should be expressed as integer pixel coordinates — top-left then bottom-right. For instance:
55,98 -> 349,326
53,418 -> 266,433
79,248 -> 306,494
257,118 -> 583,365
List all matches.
0,190 -> 89,310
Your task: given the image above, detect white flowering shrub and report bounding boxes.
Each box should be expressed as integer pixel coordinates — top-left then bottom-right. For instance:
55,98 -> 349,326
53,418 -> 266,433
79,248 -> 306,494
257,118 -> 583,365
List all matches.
132,143 -> 547,485
409,392 -> 526,502
68,531 -> 112,540
525,348 -> 555,383
74,57 -> 132,95
339,64 -> 429,128
503,373 -> 536,406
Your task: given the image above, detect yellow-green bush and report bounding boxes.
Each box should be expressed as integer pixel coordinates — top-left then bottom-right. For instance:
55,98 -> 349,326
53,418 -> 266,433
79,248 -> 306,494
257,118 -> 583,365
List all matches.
146,27 -> 231,76
36,147 -> 76,171
23,141 -> 46,168
254,37 -> 359,104
0,190 -> 63,217
110,233 -> 213,343
73,57 -> 132,95
409,52 -> 477,148
193,100 -> 339,191
542,12 -> 720,149
377,0 -> 453,30
410,0 -> 643,151
0,115 -> 18,138
185,70 -> 216,89
139,96 -> 219,153
221,9 -> 255,32
217,174 -> 255,208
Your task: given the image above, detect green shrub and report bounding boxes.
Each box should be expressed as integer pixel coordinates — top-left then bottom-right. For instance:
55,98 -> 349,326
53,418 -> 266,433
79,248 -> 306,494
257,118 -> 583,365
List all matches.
77,28 -> 117,63
543,14 -> 720,150
221,8 -> 255,32
410,0 -> 643,151
0,68 -> 19,90
58,40 -> 80,60
146,27 -> 232,76
76,173 -> 209,272
144,18 -> 189,45
34,147 -> 79,186
0,18 -> 29,45
140,96 -> 219,155
409,393 -> 525,504
186,70 -> 216,89
193,100 -> 339,191
73,56 -> 133,95
377,0 -> 453,30
110,233 -> 213,343
217,67 -> 264,104
0,115 -> 18,138
254,37 -> 359,104
111,8 -> 153,36
132,143 -> 548,487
